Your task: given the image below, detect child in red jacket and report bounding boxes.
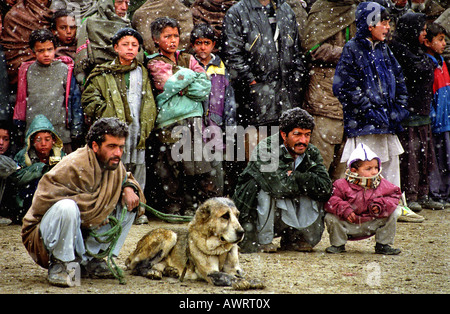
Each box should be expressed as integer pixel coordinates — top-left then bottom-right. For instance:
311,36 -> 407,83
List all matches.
324,143 -> 402,255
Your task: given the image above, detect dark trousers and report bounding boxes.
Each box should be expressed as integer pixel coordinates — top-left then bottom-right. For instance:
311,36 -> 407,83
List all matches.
398,124 -> 435,202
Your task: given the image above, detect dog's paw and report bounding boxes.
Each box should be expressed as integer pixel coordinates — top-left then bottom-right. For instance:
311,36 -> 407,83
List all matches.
207,271 -> 236,286
144,269 -> 163,280
163,266 -> 179,278
232,278 -> 266,291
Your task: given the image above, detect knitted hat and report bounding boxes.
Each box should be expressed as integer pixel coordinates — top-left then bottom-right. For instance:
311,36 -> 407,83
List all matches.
347,143 -> 381,169
111,27 -> 144,47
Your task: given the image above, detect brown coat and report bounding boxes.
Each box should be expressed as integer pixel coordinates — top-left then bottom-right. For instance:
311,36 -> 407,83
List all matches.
21,145 -> 145,268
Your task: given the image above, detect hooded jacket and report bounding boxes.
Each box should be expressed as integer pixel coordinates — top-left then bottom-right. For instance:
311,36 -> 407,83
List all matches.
11,115 -> 65,216
390,12 -> 435,126
333,1 -> 409,138
427,54 -> 450,134
325,142 -> 402,223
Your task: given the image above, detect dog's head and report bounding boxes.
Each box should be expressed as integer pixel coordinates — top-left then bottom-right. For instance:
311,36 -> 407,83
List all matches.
189,197 -> 245,251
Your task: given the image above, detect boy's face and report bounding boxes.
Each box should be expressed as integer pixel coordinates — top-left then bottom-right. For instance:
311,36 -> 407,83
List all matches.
351,159 -> 379,178
53,16 -> 77,45
425,33 -> 446,55
280,127 -> 311,157
193,37 -> 215,65
32,131 -> 54,159
418,24 -> 427,45
33,40 -> 55,65
0,129 -> 10,155
369,20 -> 390,42
114,35 -> 140,65
154,26 -> 180,58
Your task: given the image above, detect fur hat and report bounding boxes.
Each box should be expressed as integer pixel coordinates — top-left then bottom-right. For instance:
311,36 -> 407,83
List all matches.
347,143 -> 381,169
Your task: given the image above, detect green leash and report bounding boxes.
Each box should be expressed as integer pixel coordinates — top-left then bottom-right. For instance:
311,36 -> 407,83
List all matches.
85,202 -> 192,285
140,202 -> 193,223
86,206 -> 128,285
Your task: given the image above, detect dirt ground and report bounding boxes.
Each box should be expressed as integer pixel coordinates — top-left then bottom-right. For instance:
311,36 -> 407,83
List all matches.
0,208 -> 448,294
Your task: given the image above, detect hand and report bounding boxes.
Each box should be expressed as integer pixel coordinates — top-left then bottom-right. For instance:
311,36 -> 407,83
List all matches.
346,212 -> 357,223
371,205 -> 380,215
122,186 -> 140,212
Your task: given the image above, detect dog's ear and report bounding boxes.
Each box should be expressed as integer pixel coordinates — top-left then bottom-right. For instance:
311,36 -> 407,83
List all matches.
196,202 -> 211,222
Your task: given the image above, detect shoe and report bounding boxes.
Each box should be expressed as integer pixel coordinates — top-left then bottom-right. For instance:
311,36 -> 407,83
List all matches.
407,201 -> 422,212
375,243 -> 401,255
281,240 -> 314,252
259,243 -> 278,253
397,206 -> 425,223
48,257 -> 77,287
0,217 -> 12,225
418,197 -> 445,210
325,245 -> 346,254
134,214 -> 148,225
81,258 -> 115,279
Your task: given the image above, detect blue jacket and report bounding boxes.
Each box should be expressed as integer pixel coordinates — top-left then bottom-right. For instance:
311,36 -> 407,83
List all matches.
333,2 -> 409,138
427,54 -> 450,134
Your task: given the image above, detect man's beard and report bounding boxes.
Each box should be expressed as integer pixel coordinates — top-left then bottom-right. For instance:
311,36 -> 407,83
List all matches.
99,157 -> 121,170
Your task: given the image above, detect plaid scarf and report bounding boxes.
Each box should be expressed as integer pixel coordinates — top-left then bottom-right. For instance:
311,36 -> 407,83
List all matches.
345,168 -> 382,189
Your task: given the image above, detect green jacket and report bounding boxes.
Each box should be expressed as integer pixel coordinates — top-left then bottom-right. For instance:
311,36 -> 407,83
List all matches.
82,58 -> 157,149
233,134 -> 332,227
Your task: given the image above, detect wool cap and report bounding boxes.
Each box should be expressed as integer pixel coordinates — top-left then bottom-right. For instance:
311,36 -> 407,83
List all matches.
111,27 -> 144,47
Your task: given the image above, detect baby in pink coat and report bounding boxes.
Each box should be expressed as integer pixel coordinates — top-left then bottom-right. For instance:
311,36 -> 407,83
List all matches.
324,143 -> 402,255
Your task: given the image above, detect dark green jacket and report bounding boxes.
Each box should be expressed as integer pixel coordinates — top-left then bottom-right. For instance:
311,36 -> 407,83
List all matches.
233,134 -> 332,226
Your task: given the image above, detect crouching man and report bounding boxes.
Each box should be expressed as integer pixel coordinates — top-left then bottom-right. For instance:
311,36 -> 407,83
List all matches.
21,118 -> 145,287
233,108 -> 332,253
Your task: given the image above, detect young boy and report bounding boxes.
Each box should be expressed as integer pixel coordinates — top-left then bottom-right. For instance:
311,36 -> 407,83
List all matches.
0,120 -> 17,225
51,9 -> 78,60
9,114 -> 65,223
325,143 -> 402,255
146,17 -> 215,215
82,27 -> 156,202
390,13 -> 444,211
13,28 -> 84,153
333,2 -> 424,223
190,23 -> 236,196
424,22 -> 450,208
333,2 -> 409,189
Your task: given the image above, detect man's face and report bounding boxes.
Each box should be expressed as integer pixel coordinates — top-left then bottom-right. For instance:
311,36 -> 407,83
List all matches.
53,16 -> 77,45
369,20 -> 390,42
0,129 -> 10,155
33,40 -> 55,65
114,0 -> 129,18
92,134 -> 125,170
280,128 -> 311,157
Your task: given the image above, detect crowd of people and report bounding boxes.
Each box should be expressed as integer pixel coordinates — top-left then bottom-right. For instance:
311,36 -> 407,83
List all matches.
0,0 -> 448,287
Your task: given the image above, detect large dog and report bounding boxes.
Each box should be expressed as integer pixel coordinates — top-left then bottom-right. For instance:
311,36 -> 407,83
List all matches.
126,197 -> 263,289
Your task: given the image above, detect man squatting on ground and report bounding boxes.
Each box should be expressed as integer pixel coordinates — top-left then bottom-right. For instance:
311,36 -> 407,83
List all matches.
21,117 -> 145,287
